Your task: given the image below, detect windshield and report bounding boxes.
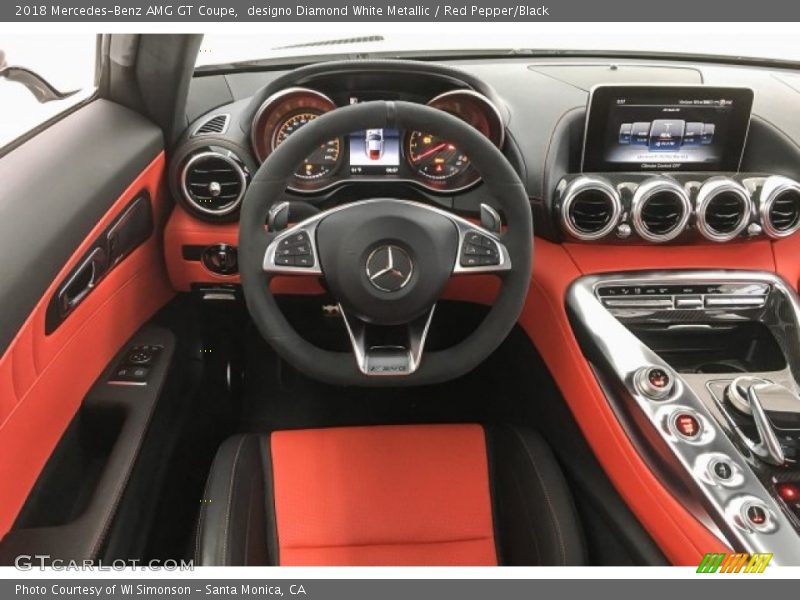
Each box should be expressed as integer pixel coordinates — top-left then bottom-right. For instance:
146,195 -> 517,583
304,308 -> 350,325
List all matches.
197,25 -> 800,68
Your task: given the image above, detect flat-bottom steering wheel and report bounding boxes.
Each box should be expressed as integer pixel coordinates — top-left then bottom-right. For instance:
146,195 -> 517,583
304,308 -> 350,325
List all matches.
239,101 -> 532,386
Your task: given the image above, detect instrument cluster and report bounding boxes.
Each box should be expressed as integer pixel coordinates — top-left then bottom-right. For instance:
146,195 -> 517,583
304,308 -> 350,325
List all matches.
249,87 -> 505,194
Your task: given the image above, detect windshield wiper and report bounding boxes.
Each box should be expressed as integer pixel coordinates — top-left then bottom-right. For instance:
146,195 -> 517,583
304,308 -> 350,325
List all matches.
0,49 -> 79,103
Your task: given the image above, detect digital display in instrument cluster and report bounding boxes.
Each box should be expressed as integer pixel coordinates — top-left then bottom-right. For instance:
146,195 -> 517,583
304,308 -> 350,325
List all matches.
349,128 -> 401,175
582,85 -> 754,172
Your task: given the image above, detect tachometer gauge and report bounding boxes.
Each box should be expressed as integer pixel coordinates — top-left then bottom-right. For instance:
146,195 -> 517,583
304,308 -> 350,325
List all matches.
272,112 -> 341,180
407,132 -> 470,180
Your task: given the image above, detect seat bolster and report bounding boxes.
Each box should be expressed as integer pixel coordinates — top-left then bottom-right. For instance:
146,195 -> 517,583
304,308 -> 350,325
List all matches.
488,425 -> 587,565
195,434 -> 274,565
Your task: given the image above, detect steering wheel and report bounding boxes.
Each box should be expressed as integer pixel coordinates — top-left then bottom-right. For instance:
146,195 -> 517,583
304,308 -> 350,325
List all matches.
239,101 -> 532,386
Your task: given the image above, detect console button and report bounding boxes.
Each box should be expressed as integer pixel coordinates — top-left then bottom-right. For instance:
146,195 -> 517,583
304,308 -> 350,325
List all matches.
634,366 -> 674,400
675,296 -> 703,309
746,504 -> 768,526
712,460 -> 733,481
674,413 -> 702,439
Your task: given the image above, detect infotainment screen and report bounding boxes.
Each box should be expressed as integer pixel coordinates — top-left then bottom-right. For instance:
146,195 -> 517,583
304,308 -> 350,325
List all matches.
582,86 -> 753,172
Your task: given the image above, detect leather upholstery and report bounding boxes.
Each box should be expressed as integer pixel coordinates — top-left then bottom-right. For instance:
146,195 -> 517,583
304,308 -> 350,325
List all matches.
196,423 -> 585,566
271,424 -> 496,566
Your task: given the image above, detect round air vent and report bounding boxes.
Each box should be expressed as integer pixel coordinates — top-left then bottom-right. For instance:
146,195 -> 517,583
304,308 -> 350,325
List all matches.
560,176 -> 621,240
760,176 -> 800,238
632,178 -> 691,242
180,150 -> 247,218
696,178 -> 752,242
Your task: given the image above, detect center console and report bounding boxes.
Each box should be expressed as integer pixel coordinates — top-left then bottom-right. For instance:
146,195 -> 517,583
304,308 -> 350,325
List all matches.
568,271 -> 800,563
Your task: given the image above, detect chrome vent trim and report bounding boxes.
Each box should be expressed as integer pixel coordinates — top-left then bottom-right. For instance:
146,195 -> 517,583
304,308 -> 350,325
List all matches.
760,176 -> 800,239
560,176 -> 622,241
193,114 -> 230,136
631,177 -> 691,243
180,150 -> 247,217
696,177 -> 752,242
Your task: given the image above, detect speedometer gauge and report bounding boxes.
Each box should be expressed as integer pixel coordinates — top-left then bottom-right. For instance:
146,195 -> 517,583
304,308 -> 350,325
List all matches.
407,132 -> 470,180
272,112 -> 341,180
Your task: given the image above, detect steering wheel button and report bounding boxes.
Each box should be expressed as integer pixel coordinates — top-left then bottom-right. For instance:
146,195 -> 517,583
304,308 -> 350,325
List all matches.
295,256 -> 315,267
465,231 -> 484,245
464,243 -> 482,255
275,256 -> 295,266
477,255 -> 500,266
279,232 -> 309,248
461,256 -> 480,267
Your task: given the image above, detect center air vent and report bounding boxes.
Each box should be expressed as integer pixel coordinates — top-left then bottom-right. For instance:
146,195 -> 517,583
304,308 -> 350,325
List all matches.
180,150 -> 247,218
760,176 -> 800,238
632,178 -> 691,242
696,178 -> 752,242
560,176 -> 621,241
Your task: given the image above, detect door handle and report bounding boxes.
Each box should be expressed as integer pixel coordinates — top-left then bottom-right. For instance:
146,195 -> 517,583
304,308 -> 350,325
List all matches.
57,246 -> 108,317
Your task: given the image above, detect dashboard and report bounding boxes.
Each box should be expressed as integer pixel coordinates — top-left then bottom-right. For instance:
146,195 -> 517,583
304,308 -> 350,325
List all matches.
168,57 -> 800,253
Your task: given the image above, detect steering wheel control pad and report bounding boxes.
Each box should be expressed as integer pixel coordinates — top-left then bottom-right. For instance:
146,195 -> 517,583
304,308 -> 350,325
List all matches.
316,200 -> 458,325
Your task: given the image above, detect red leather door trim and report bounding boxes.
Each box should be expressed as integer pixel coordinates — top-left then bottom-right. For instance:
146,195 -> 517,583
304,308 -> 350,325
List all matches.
270,424 -> 497,566
0,152 -> 174,540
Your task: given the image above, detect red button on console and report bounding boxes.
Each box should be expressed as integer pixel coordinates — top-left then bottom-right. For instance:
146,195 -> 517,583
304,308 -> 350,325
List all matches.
674,413 -> 701,438
648,368 -> 670,389
746,504 -> 768,526
777,482 -> 799,503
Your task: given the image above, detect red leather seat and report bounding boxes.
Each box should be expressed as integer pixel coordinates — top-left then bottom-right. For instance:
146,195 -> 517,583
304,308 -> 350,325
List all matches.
195,423 -> 585,566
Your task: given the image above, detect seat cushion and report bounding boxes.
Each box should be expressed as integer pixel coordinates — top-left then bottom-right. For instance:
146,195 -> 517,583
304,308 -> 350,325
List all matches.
195,423 -> 586,566
270,424 -> 497,566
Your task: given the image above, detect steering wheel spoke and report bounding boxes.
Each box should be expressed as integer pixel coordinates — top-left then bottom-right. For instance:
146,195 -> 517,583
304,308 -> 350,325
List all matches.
340,304 -> 436,376
263,219 -> 323,276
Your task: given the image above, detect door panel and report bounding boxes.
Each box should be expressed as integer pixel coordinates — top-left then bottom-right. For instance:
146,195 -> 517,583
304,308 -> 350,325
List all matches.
0,100 -> 174,540
0,99 -> 164,355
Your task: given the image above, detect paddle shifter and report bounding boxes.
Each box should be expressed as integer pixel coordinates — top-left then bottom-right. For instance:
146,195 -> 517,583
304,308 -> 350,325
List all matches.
726,377 -> 800,466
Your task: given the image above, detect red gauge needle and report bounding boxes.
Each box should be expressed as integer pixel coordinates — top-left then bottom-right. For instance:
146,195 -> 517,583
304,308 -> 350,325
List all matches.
412,142 -> 448,162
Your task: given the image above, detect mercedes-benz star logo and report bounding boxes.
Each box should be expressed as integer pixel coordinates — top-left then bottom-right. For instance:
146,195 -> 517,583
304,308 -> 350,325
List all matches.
365,245 -> 414,292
